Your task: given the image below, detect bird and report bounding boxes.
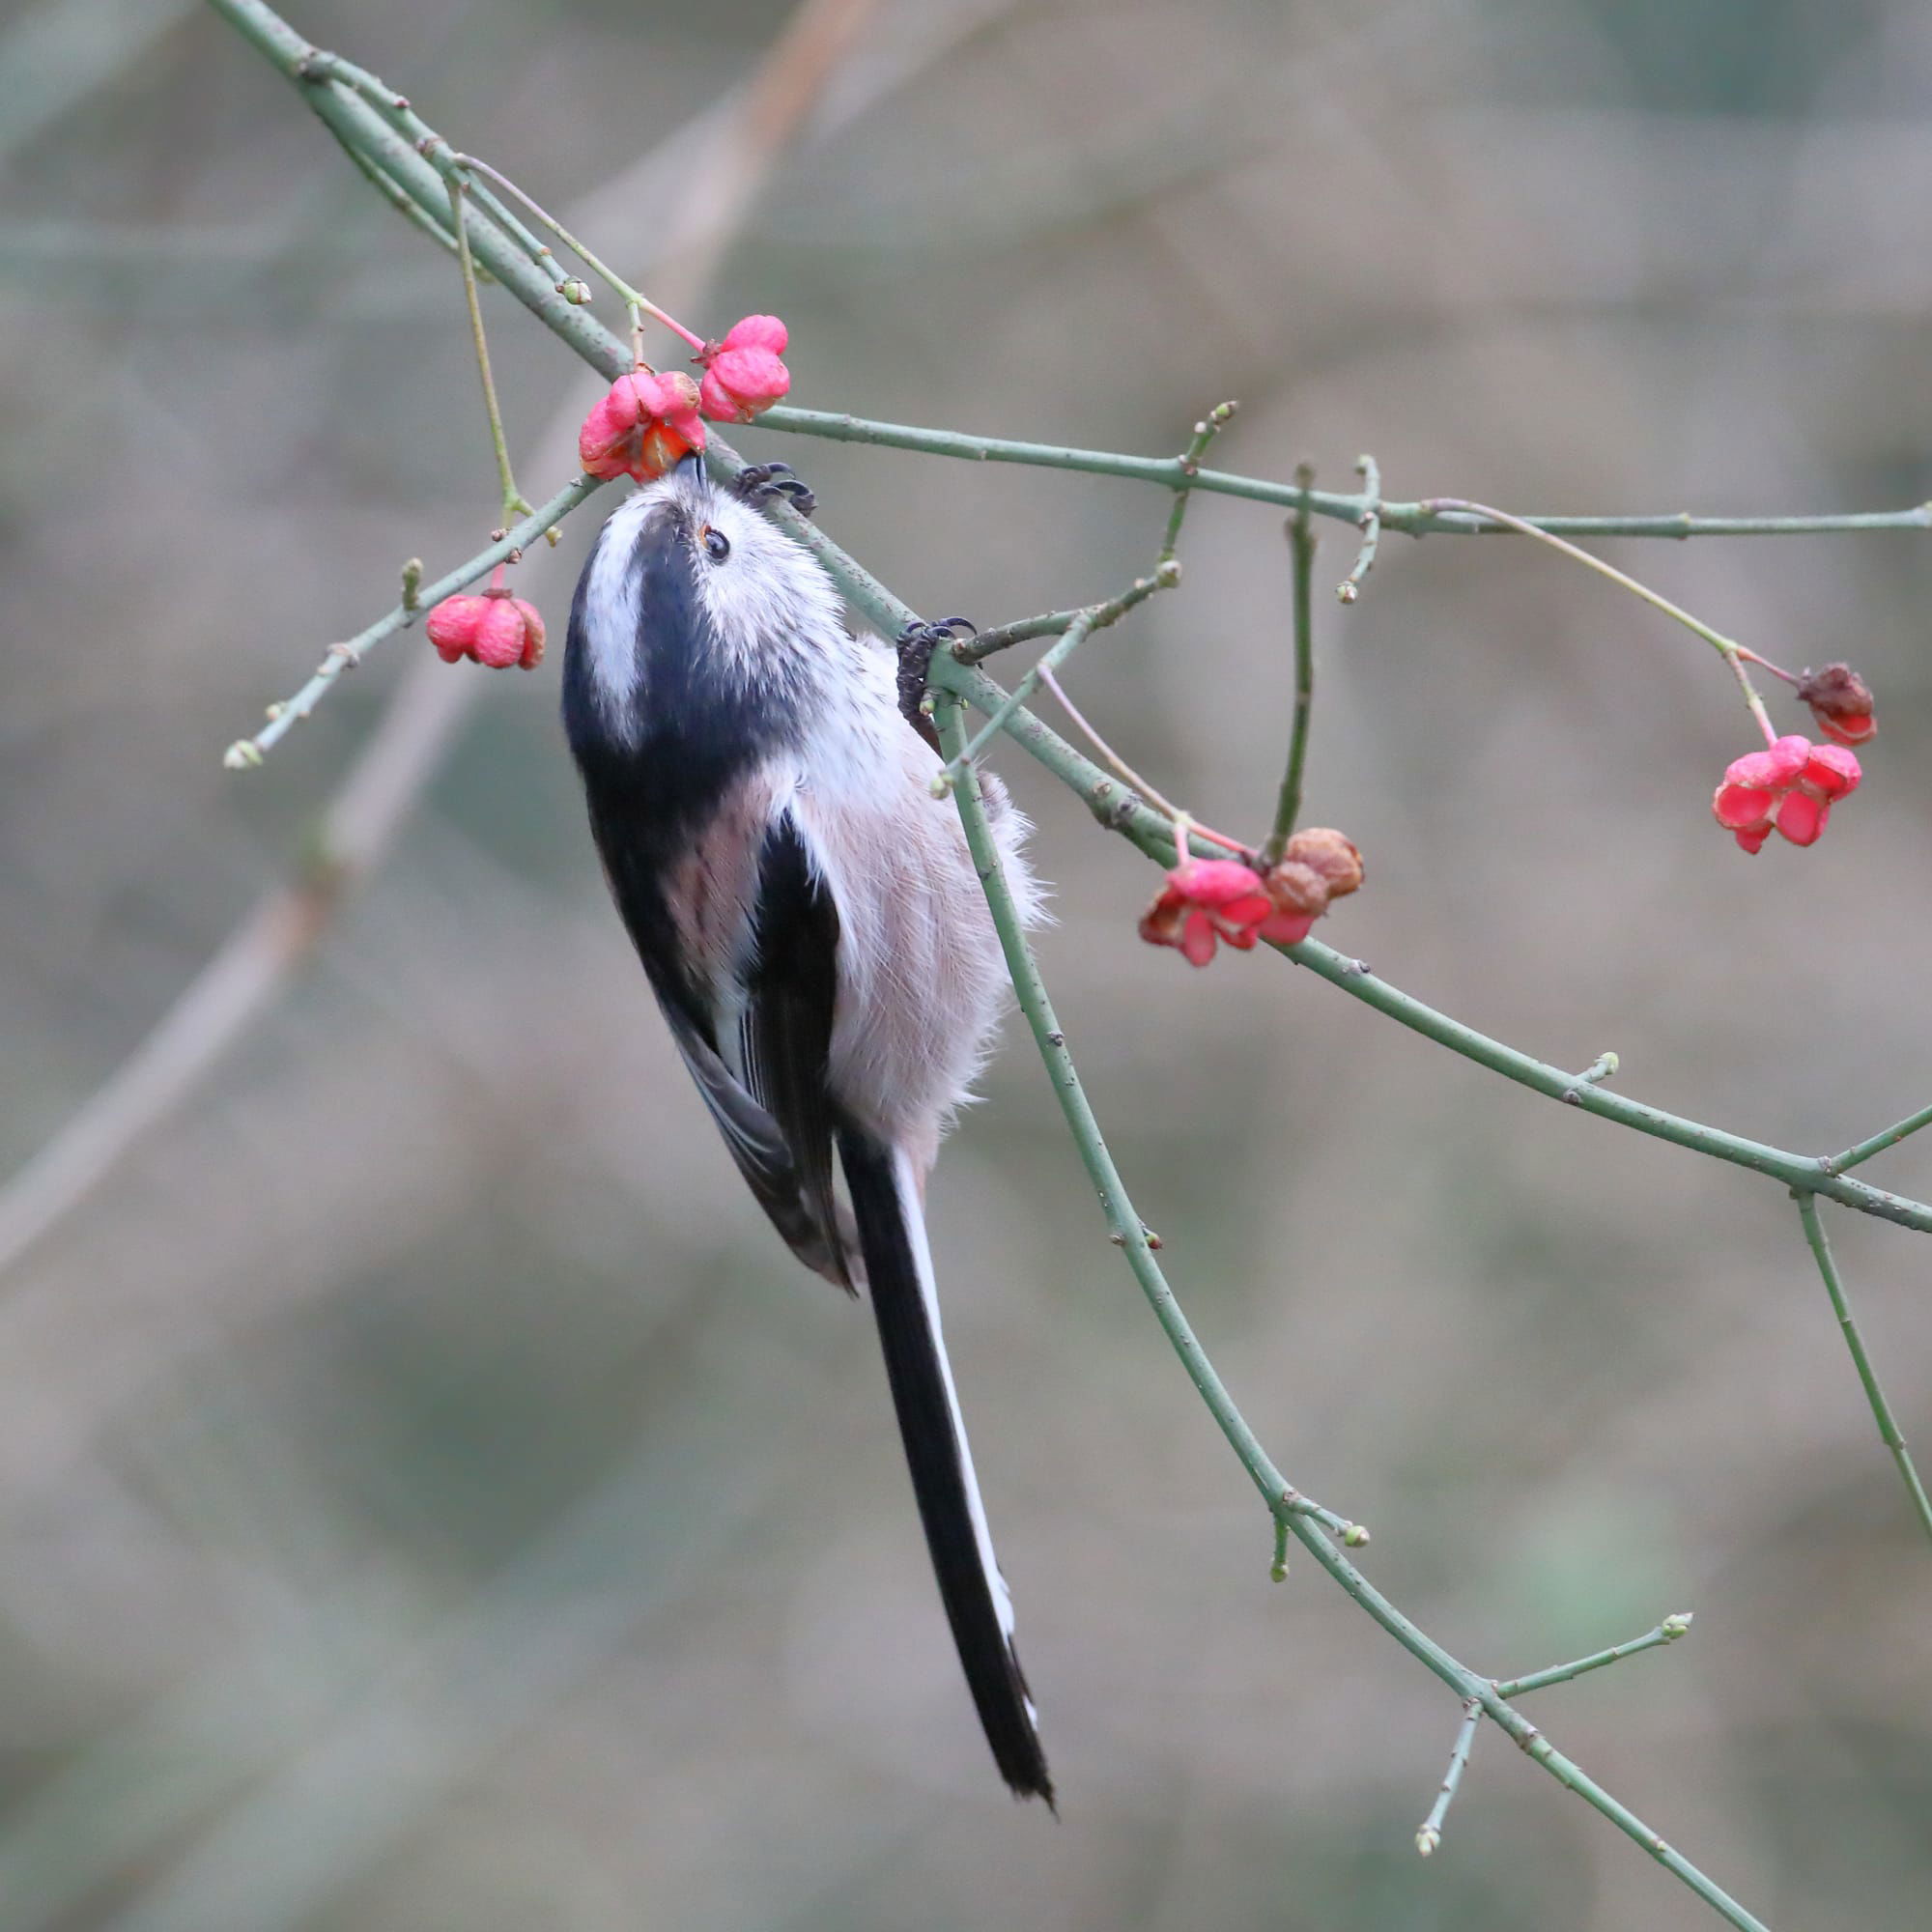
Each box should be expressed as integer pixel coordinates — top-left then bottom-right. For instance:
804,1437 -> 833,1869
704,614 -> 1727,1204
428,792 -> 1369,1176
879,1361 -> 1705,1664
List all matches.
560,453 -> 1053,1804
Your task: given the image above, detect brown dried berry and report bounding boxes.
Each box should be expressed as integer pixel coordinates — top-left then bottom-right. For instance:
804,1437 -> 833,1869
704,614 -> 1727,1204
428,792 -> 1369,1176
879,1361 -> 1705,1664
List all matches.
1284,827 -> 1364,898
1796,663 -> 1875,748
1264,859 -> 1329,918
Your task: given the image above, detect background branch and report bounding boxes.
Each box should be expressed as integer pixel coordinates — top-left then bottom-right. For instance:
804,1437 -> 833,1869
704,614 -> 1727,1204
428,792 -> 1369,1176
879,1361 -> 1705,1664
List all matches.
0,653 -> 475,1279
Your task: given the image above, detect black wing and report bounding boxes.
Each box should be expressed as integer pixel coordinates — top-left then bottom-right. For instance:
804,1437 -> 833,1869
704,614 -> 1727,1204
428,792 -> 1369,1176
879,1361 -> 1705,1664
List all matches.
582,798 -> 850,1289
658,999 -> 851,1288
737,812 -> 848,1287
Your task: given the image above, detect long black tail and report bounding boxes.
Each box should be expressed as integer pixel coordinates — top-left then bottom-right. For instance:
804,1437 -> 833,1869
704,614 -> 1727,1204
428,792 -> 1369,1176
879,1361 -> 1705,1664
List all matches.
837,1126 -> 1054,1805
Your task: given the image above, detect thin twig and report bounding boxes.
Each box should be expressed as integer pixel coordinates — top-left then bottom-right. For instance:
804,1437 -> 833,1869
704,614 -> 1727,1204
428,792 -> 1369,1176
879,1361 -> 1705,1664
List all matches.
1033,665 -> 1250,858
1795,1194 -> 1932,1547
1829,1102 -> 1932,1176
1260,484 -> 1317,867
937,608 -> 1105,788
447,178 -> 527,526
1159,400 -> 1236,562
1419,497 -> 1779,742
935,688 -> 1356,1533
1415,1699 -> 1481,1857
956,608 -> 1083,659
1032,664 -> 1174,811
225,472 -> 604,766
953,570 -> 1173,666
319,114 -> 463,257
1492,1613 -> 1692,1699
935,562 -> 1179,788
1336,451 -> 1380,603
449,155 -> 702,357
293,51 -> 556,271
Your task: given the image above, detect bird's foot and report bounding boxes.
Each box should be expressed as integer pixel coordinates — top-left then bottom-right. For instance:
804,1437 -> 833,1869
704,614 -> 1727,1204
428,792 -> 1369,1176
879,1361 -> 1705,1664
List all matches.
735,462 -> 815,519
895,616 -> 976,746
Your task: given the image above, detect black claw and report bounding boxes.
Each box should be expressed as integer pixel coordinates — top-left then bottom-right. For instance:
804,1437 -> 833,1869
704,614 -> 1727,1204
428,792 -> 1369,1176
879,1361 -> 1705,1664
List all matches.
735,462 -> 815,519
894,616 -> 977,752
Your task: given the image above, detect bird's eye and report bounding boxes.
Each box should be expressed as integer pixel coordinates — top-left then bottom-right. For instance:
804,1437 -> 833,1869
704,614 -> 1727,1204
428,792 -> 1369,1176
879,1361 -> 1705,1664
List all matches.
702,526 -> 730,562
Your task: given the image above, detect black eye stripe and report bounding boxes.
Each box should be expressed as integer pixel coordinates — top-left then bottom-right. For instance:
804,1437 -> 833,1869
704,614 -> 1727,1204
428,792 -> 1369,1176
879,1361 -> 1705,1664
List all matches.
703,526 -> 730,562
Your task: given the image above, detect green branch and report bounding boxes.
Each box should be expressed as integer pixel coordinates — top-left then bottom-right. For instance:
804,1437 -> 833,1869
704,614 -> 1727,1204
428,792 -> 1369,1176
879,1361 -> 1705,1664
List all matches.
1260,490 -> 1316,867
1829,1102 -> 1932,1176
1415,1699 -> 1480,1858
1337,451 -> 1380,602
937,691 -> 1763,1931
936,563 -> 1178,788
931,691 -> 1358,1542
755,405 -> 1932,542
1158,400 -> 1236,562
446,178 -> 528,527
316,114 -> 463,257
1492,1613 -> 1692,1699
1795,1194 -> 1932,1546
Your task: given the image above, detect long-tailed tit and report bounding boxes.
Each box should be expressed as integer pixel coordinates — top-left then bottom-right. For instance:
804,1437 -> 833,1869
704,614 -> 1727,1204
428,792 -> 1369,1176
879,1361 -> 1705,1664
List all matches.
562,454 -> 1053,1804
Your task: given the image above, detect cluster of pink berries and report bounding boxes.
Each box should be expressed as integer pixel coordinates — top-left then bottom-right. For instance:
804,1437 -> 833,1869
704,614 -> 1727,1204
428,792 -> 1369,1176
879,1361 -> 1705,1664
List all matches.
578,316 -> 790,484
424,315 -> 793,672
1709,663 -> 1876,854
424,563 -> 545,669
1711,736 -> 1861,853
1140,829 -> 1363,967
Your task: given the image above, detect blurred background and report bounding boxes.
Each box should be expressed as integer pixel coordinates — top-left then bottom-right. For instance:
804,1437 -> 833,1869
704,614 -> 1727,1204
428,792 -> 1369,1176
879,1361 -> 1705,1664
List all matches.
3,0 -> 1931,1925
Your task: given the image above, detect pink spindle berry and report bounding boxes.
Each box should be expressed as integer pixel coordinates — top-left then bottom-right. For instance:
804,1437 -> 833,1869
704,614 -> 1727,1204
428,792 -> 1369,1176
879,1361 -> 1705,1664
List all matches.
424,566 -> 545,671
697,315 -> 791,424
1801,742 -> 1861,799
1139,858 -> 1274,967
579,370 -> 707,483
1710,734 -> 1861,854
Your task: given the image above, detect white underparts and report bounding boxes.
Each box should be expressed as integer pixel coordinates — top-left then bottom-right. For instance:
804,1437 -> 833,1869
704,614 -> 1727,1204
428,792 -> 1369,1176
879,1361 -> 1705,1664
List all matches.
581,492 -> 654,739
